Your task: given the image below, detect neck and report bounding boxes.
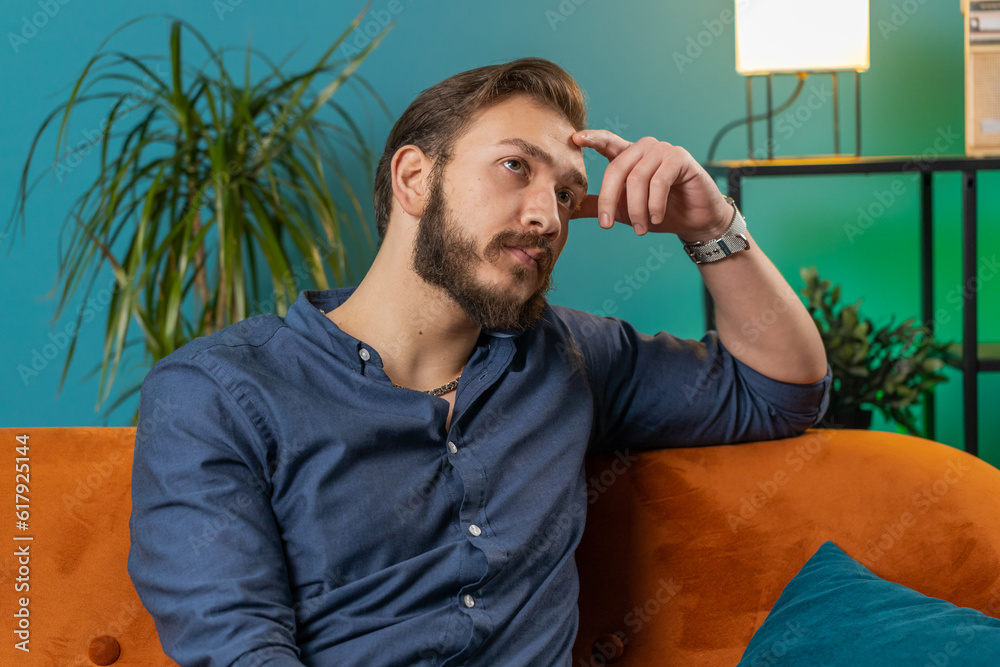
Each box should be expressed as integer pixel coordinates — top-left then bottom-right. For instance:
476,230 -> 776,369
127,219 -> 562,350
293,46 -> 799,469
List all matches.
326,234 -> 481,392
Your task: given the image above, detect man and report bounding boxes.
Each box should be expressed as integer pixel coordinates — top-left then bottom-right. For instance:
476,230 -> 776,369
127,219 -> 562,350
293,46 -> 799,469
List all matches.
128,57 -> 830,666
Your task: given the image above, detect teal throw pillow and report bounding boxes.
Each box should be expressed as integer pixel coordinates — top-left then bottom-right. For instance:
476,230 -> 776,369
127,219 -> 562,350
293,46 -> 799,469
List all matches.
737,540 -> 1000,666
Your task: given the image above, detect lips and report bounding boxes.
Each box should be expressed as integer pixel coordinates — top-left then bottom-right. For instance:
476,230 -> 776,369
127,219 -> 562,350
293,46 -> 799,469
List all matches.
506,245 -> 544,270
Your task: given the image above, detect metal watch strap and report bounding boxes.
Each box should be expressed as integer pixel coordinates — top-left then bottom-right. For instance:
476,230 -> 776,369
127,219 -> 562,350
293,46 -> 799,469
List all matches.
682,196 -> 749,264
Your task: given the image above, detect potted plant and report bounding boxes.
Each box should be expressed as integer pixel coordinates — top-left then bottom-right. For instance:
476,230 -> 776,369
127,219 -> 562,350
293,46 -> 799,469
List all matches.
800,266 -> 961,436
5,10 -> 391,422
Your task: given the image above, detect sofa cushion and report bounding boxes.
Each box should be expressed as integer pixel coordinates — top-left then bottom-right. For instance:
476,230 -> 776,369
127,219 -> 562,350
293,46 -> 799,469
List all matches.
737,540 -> 1000,666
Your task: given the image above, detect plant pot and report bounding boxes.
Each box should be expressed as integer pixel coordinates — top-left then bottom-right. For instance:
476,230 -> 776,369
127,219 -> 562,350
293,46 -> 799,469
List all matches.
826,408 -> 873,430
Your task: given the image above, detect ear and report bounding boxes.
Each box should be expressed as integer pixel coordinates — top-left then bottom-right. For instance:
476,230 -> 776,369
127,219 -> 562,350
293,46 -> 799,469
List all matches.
391,144 -> 433,218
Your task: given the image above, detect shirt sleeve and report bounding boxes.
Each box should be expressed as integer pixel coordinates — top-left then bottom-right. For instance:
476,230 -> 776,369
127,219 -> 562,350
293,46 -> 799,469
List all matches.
555,309 -> 832,456
127,354 -> 306,667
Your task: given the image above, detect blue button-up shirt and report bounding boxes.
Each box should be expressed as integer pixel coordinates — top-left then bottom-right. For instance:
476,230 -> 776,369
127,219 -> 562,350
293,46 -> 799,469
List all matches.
128,287 -> 831,667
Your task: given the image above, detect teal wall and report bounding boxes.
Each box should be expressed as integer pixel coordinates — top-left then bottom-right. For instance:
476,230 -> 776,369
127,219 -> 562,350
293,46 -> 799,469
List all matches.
2,1 -> 996,465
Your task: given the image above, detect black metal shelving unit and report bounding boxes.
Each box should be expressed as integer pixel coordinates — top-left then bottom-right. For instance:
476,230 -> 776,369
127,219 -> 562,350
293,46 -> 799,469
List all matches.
705,155 -> 1000,457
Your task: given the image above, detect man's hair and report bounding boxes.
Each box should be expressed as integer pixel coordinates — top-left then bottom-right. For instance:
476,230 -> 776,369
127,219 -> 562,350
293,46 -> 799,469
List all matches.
372,57 -> 588,240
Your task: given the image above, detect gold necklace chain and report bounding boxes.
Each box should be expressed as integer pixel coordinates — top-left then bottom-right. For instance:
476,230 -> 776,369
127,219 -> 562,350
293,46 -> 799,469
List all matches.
391,374 -> 462,396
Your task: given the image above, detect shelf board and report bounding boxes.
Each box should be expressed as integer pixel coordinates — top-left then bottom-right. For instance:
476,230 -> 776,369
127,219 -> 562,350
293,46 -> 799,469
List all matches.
705,154 -> 1000,178
981,342 -> 1000,372
946,342 -> 1000,371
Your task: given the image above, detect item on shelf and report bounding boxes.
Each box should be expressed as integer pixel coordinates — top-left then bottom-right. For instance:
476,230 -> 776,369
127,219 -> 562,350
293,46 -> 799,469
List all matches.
799,266 -> 961,435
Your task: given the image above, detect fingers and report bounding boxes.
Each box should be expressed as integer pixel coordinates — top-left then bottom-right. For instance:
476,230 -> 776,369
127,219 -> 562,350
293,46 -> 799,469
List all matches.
624,153 -> 664,234
596,147 -> 644,229
572,129 -> 632,161
573,133 -> 685,235
647,160 -> 678,229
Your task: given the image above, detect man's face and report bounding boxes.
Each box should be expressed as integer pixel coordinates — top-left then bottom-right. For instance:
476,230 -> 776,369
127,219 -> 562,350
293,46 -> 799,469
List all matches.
411,94 -> 587,331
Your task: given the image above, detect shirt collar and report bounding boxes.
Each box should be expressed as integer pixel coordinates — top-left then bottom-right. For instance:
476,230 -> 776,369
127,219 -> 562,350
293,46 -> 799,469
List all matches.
284,288 -> 527,366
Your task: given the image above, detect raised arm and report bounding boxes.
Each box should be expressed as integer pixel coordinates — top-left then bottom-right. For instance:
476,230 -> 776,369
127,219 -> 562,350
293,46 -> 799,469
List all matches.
570,131 -> 828,386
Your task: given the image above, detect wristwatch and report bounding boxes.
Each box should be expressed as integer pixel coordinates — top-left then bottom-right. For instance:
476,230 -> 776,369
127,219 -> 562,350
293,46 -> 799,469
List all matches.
682,196 -> 749,264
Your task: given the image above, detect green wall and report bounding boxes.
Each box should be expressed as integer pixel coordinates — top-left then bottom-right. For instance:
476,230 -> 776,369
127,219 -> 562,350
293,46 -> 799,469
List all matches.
1,1 -> 995,464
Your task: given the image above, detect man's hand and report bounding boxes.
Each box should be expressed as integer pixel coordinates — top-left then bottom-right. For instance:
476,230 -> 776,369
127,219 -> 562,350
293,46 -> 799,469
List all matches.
570,129 -> 829,386
570,130 -> 731,242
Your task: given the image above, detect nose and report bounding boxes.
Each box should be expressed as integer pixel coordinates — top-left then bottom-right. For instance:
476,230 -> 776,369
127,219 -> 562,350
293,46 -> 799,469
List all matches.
519,184 -> 563,240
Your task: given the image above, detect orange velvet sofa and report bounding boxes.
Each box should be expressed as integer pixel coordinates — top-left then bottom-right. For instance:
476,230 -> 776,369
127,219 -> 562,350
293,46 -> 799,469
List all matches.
1,427 -> 997,666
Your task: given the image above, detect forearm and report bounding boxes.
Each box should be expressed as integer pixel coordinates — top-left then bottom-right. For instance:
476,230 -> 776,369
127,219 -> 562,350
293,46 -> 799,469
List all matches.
567,131 -> 830,384
697,230 -> 828,384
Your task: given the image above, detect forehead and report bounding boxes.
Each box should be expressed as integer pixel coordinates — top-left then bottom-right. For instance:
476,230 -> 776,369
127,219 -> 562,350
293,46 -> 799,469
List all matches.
453,94 -> 583,164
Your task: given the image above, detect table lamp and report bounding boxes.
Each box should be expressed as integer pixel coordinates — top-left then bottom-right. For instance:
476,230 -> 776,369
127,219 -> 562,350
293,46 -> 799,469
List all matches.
733,0 -> 870,160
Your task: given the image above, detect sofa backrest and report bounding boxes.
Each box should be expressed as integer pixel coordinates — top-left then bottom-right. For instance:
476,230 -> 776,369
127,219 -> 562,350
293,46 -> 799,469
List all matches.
572,428 -> 1000,665
3,427 -> 998,666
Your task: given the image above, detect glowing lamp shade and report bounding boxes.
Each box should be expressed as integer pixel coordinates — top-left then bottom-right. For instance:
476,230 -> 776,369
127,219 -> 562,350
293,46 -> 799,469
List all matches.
735,0 -> 870,74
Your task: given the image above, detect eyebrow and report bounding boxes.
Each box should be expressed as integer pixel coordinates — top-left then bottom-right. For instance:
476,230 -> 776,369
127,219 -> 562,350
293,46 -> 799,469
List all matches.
495,138 -> 588,193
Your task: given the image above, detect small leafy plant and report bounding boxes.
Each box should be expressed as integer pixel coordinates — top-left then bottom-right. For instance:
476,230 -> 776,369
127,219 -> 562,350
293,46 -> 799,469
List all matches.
800,266 -> 961,435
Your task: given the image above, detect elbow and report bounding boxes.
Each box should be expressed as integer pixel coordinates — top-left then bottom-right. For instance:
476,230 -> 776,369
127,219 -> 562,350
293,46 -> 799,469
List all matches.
780,340 -> 829,385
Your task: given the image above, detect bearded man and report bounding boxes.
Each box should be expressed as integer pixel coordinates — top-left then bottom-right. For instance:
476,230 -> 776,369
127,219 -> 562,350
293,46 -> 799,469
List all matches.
128,57 -> 830,667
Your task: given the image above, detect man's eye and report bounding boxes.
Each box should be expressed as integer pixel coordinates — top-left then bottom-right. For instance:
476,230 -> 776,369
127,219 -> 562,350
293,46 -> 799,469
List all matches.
503,159 -> 525,174
558,191 -> 577,208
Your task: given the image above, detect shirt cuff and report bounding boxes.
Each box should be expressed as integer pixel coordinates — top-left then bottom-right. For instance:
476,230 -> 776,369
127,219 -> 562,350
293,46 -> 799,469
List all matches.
733,355 -> 833,426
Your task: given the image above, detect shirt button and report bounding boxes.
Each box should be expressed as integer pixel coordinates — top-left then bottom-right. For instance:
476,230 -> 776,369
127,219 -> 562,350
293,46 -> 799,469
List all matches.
447,441 -> 458,454
358,348 -> 370,361
468,524 -> 481,537
463,594 -> 475,608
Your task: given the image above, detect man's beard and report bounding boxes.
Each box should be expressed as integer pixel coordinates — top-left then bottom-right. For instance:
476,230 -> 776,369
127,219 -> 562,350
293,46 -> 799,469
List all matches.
412,166 -> 556,331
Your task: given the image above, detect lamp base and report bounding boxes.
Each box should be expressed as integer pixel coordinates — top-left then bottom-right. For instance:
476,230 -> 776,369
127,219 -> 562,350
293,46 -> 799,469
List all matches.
745,71 -> 862,160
